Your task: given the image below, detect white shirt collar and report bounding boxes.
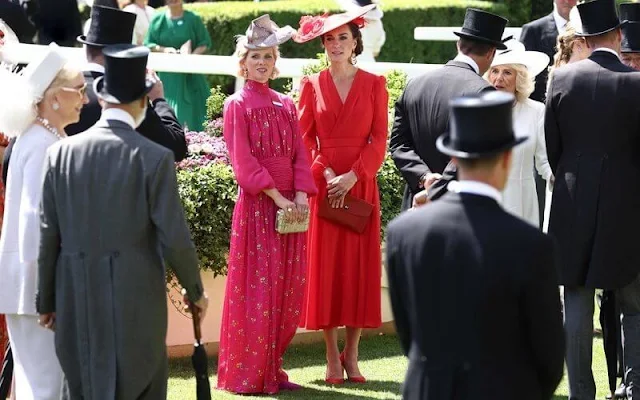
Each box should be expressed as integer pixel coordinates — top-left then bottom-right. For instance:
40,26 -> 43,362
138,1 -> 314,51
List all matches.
552,5 -> 569,34
593,47 -> 622,61
453,53 -> 480,75
99,108 -> 136,129
448,180 -> 503,204
84,62 -> 105,74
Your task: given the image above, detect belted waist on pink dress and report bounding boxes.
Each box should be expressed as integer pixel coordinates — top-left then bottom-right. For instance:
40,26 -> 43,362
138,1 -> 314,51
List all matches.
319,137 -> 369,149
261,156 -> 294,191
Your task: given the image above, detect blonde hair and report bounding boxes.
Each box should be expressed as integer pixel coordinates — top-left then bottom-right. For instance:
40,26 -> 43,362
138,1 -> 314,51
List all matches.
234,39 -> 281,79
0,63 -> 80,137
485,63 -> 534,103
41,64 -> 82,104
553,26 -> 583,68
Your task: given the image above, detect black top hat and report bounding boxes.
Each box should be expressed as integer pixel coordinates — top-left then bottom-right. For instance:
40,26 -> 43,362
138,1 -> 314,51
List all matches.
78,5 -> 136,47
436,91 -> 526,159
620,2 -> 640,22
454,8 -> 509,50
622,21 -> 640,52
576,0 -> 626,37
94,44 -> 153,104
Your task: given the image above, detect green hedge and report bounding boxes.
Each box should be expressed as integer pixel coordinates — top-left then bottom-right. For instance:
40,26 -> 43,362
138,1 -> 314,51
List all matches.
177,163 -> 237,276
181,0 -> 526,92
178,57 -> 408,277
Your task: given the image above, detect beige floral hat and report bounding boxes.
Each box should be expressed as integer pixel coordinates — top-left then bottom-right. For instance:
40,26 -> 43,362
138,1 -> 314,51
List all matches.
239,14 -> 297,49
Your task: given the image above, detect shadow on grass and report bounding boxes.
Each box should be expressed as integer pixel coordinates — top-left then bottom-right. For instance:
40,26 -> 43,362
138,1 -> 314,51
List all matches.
310,379 -> 402,394
169,334 -> 405,384
552,396 -> 569,400
254,386 -> 393,399
283,334 -> 404,370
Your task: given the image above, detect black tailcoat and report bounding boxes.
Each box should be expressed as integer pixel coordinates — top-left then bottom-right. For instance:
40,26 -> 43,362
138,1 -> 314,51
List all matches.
545,50 -> 640,289
386,191 -> 565,400
520,13 -> 558,102
389,61 -> 494,210
0,0 -> 35,43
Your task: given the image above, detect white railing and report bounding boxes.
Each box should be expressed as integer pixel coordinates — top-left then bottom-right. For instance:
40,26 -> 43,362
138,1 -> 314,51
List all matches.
2,43 -> 440,91
414,27 -> 523,41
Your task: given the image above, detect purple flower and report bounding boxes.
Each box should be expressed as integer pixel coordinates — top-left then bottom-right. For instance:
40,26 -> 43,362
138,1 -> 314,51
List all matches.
204,117 -> 224,137
176,130 -> 230,170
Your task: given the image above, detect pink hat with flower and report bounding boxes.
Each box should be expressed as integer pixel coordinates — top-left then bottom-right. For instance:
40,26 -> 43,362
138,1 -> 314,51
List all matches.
294,4 -> 376,43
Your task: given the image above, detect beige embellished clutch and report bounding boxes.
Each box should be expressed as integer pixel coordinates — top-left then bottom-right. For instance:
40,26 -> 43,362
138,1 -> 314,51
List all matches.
276,209 -> 309,234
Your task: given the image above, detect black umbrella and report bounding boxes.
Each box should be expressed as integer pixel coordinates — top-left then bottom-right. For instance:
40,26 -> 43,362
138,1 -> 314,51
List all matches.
191,307 -> 211,400
0,343 -> 13,399
600,290 -> 622,394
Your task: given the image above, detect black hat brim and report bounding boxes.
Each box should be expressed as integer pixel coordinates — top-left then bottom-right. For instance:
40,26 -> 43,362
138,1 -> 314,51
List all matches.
93,76 -> 154,105
435,133 -> 527,159
622,47 -> 640,53
453,31 -> 508,50
576,20 -> 628,37
77,35 -> 108,47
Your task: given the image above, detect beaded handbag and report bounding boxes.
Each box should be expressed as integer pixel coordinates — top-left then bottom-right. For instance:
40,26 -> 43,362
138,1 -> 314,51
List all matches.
275,209 -> 310,234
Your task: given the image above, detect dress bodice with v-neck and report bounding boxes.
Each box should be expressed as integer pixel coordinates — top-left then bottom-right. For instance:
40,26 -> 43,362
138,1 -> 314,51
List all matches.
297,68 -> 389,329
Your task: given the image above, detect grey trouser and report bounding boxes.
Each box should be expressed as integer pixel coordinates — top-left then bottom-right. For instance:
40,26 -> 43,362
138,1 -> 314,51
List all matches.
565,275 -> 640,400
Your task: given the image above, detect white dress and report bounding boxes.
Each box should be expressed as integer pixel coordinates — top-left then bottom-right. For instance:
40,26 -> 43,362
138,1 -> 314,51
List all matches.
123,4 -> 156,46
0,124 -> 64,400
502,98 -> 552,227
0,124 -> 59,315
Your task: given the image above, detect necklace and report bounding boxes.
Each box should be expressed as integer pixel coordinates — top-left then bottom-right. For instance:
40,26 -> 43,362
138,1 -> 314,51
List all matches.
36,116 -> 65,140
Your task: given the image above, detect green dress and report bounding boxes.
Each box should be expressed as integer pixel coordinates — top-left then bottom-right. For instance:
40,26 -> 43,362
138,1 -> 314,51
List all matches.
145,10 -> 212,131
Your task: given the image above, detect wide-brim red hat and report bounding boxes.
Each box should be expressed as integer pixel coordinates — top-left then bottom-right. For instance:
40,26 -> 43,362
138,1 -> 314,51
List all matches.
294,4 -> 376,44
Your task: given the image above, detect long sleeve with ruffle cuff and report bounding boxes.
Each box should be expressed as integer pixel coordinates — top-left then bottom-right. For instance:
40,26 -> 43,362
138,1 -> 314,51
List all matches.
298,76 -> 332,182
223,98 -> 275,195
288,101 -> 317,195
350,75 -> 388,180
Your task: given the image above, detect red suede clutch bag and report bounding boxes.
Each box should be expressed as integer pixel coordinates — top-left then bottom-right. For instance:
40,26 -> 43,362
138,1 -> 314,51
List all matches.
318,194 -> 373,234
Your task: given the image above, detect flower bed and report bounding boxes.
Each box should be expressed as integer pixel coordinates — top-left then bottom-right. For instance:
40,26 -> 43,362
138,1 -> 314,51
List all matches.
174,60 -> 407,278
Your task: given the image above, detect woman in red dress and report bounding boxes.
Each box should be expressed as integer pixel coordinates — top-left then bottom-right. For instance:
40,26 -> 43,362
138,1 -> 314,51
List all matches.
295,5 -> 388,384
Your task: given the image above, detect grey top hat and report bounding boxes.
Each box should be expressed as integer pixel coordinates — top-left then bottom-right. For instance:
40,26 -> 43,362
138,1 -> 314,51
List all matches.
240,14 -> 296,49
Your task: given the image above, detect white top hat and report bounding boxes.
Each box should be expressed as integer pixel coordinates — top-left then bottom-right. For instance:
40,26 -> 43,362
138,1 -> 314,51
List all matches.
490,38 -> 550,77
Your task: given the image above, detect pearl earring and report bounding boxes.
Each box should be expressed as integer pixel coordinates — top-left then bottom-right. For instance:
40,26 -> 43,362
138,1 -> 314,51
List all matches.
52,102 -> 60,111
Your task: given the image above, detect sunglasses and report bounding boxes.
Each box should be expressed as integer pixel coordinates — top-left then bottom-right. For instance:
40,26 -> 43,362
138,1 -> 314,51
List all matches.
60,83 -> 87,97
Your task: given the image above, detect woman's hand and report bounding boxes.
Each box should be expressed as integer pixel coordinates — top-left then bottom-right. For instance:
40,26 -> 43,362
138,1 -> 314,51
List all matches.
38,313 -> 56,331
323,167 -> 337,182
163,47 -> 178,54
327,170 -> 357,199
294,192 -> 309,220
274,195 -> 299,222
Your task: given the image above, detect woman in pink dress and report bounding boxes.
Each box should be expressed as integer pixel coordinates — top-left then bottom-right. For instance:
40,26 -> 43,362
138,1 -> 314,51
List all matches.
216,15 -> 317,395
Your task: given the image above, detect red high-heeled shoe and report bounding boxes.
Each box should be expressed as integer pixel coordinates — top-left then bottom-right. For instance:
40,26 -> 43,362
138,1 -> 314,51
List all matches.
340,352 -> 367,383
325,359 -> 345,385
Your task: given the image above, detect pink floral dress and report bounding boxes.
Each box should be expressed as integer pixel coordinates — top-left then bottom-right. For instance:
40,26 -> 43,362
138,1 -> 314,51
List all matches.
216,80 -> 316,394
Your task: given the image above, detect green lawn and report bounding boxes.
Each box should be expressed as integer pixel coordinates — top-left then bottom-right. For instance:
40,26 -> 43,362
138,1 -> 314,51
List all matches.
168,331 -> 613,400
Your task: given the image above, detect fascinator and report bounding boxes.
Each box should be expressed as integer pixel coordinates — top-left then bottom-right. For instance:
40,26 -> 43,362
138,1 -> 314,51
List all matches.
236,14 -> 296,49
294,4 -> 375,43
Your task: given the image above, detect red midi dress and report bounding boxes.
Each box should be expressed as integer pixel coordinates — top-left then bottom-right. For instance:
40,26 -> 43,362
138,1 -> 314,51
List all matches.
298,69 -> 388,330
